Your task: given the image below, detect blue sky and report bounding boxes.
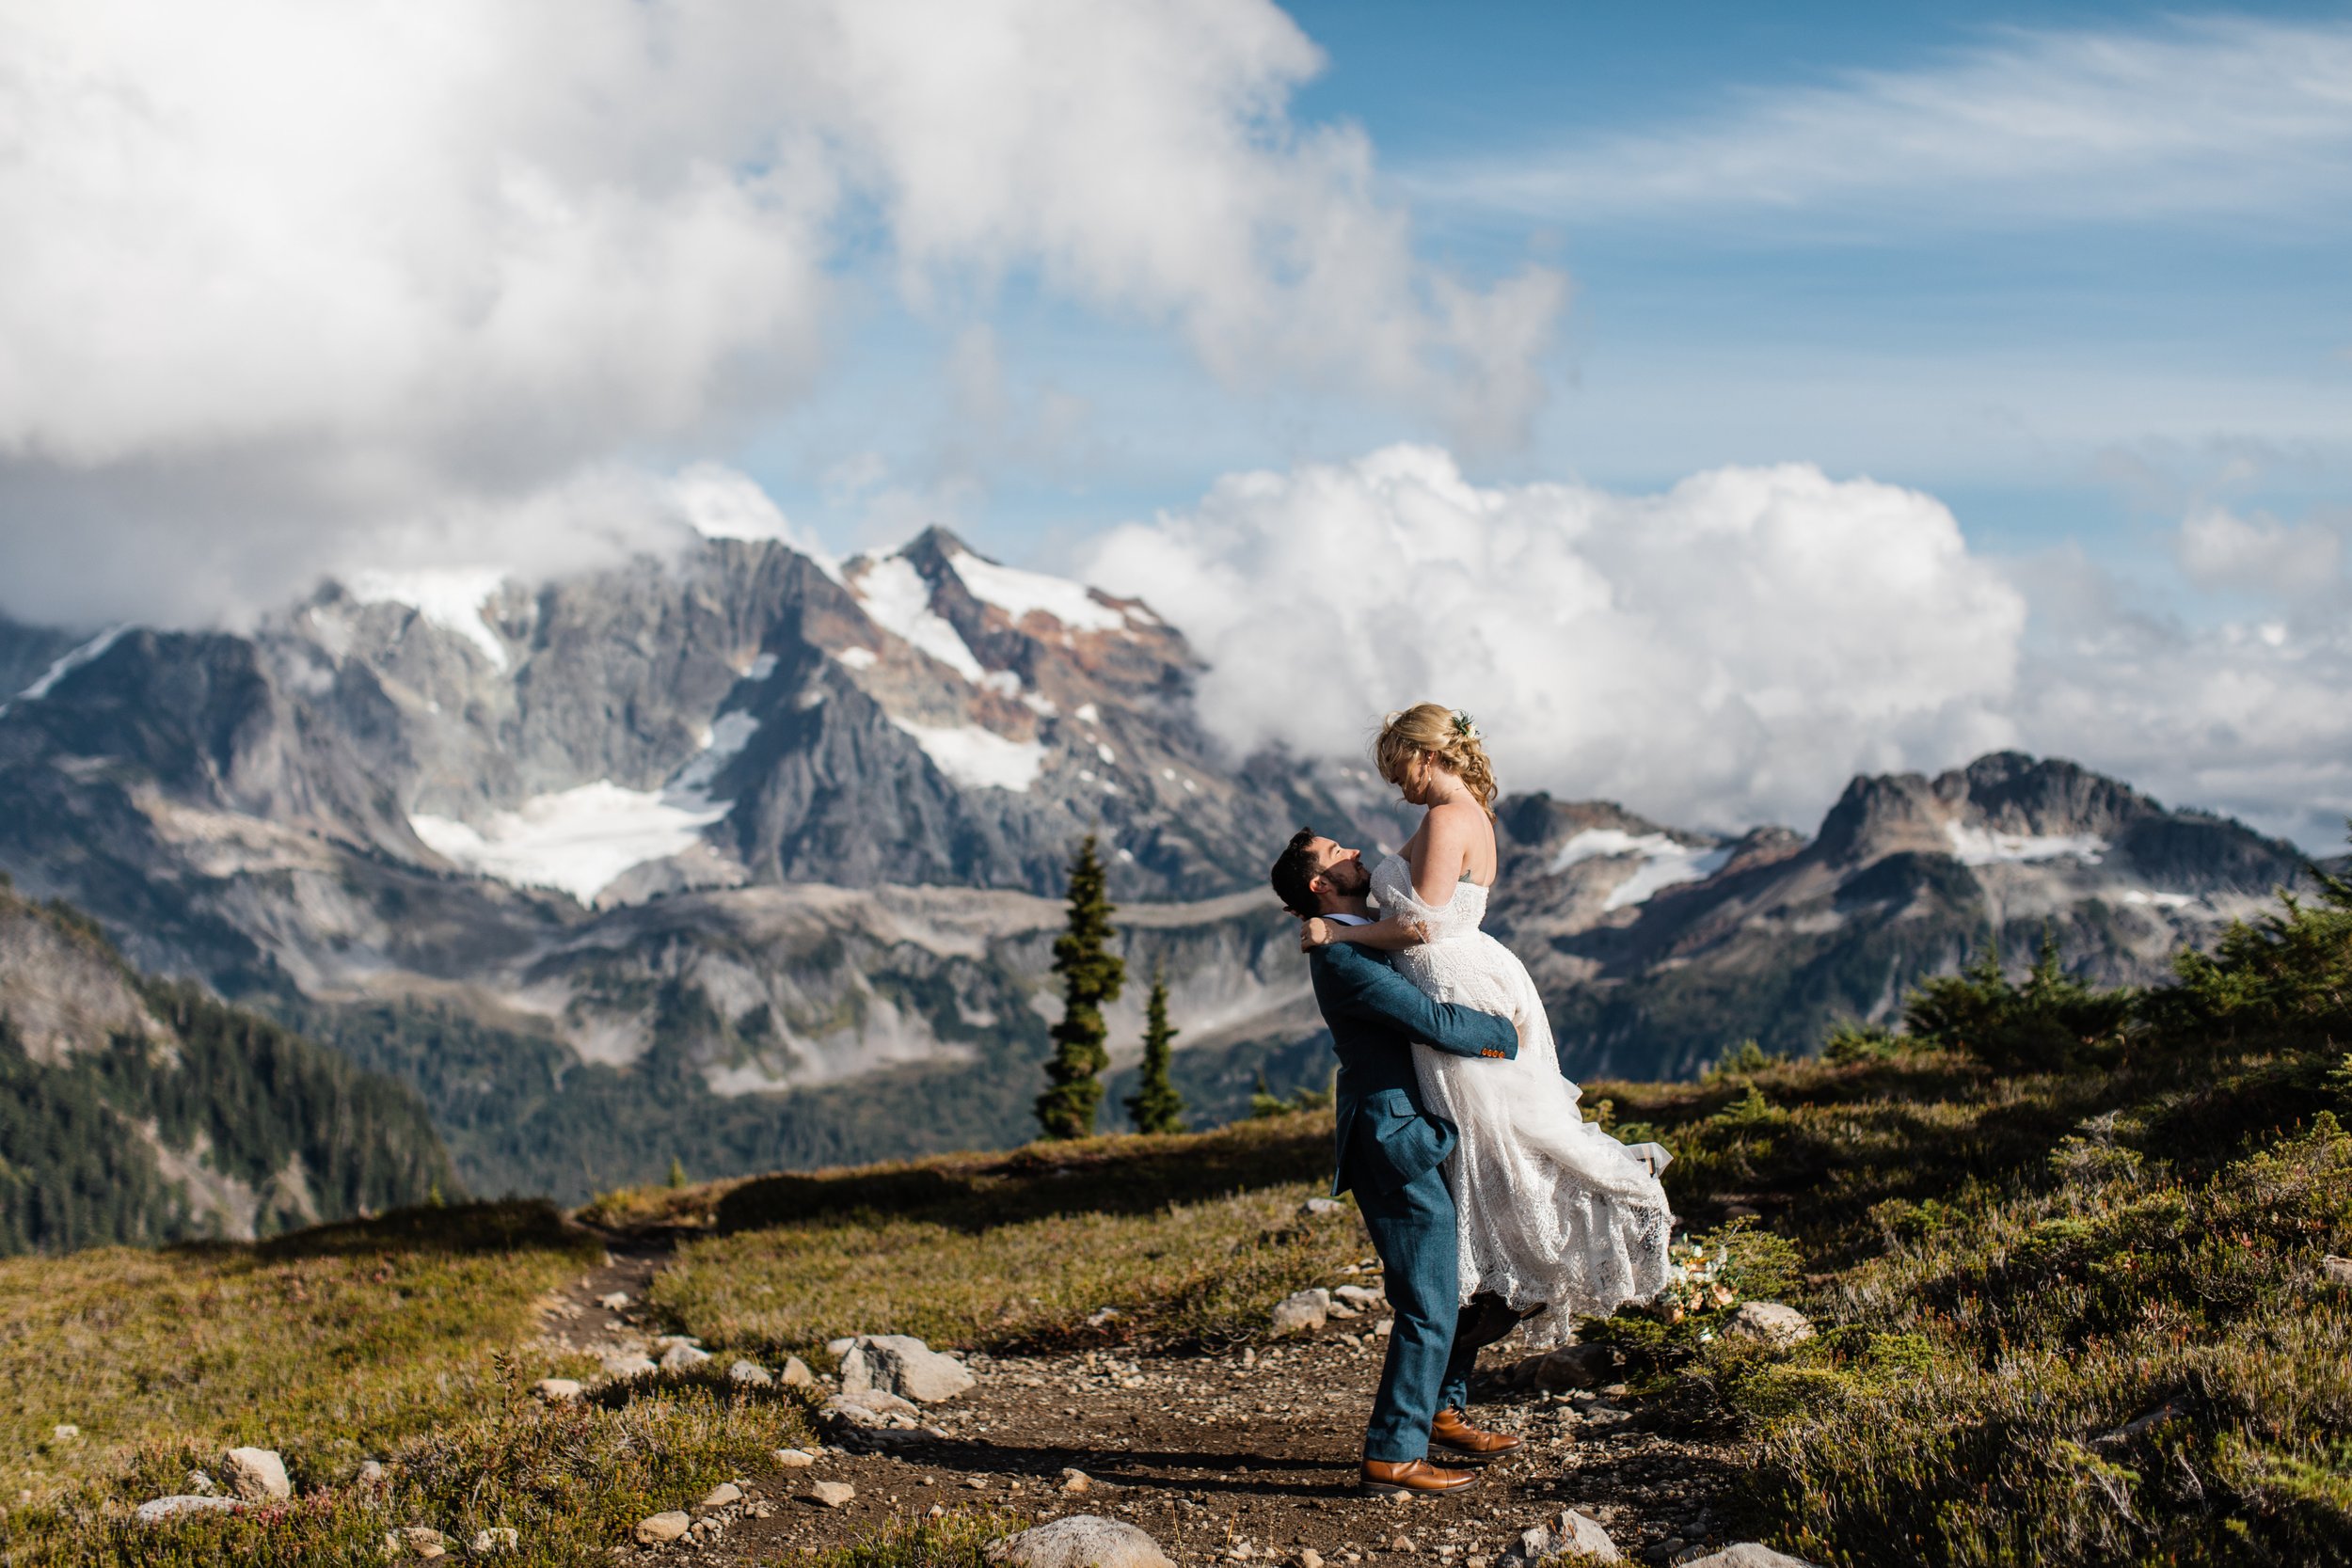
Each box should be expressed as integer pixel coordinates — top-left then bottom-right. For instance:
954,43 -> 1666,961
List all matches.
735,2 -> 2351,599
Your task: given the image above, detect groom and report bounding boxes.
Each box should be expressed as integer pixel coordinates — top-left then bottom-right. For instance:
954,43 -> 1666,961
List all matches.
1270,829 -> 1528,1497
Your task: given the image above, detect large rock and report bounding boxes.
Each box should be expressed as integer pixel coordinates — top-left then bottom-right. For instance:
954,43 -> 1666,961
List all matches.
779,1354 -> 817,1388
1724,1302 -> 1815,1351
1270,1289 -> 1329,1334
135,1495 -> 241,1524
1510,1342 -> 1613,1392
727,1359 -> 774,1387
221,1448 -> 292,1502
837,1335 -> 976,1403
1495,1509 -> 1618,1566
660,1340 -> 713,1371
988,1514 -> 1176,1568
1677,1547 -> 1820,1568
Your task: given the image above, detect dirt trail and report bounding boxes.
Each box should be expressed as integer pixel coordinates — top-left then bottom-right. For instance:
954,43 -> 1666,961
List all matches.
685,1332 -> 1750,1566
530,1229 -> 675,1365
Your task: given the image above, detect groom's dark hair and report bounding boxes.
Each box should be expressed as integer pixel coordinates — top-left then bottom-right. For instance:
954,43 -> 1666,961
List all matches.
1269,827 -> 1321,918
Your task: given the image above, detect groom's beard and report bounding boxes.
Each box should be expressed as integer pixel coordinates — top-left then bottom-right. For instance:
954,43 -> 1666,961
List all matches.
1324,858 -> 1372,897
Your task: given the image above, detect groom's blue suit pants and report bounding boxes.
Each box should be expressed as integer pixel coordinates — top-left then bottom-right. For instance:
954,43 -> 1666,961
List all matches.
1356,1160 -> 1483,1463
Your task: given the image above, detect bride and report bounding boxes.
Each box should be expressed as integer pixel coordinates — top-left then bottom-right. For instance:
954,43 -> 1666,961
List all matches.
1301,703 -> 1675,1341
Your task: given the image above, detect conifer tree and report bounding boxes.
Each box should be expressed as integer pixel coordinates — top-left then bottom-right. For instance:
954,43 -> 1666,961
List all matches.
1037,835 -> 1125,1139
1126,966 -> 1184,1133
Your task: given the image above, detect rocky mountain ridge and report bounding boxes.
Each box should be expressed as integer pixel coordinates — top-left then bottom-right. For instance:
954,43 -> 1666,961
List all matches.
0,534 -> 2328,1197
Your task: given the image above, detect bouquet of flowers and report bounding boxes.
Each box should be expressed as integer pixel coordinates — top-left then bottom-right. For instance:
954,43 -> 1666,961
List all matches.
1653,1239 -> 1738,1325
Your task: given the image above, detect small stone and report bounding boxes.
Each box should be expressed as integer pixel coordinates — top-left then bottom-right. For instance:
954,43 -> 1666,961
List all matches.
1300,1551 -> 1326,1568
987,1514 -> 1176,1568
1060,1467 -> 1092,1494
821,1388 -> 924,1429
1271,1289 -> 1330,1334
807,1481 -> 855,1508
1723,1303 -> 1815,1351
221,1447 -> 292,1502
397,1526 -> 449,1559
660,1341 -> 713,1370
728,1359 -> 774,1387
1375,1319 -> 1393,1338
1087,1307 -> 1122,1327
698,1482 -> 743,1510
601,1352 -> 658,1378
772,1448 -> 818,1468
966,1477 -> 990,1489
185,1469 -> 216,1494
532,1378 -> 584,1402
356,1460 -> 389,1485
597,1291 -> 630,1310
635,1512 -> 691,1544
1333,1285 -> 1385,1309
2323,1256 -> 2352,1286
50,1424 -> 78,1441
471,1528 -> 518,1554
780,1355 -> 817,1387
135,1495 -> 240,1524
1300,1197 -> 1347,1217
1391,1537 -> 1413,1553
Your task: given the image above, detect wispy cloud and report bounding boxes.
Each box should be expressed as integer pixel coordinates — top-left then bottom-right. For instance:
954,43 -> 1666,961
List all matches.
1414,16 -> 2352,229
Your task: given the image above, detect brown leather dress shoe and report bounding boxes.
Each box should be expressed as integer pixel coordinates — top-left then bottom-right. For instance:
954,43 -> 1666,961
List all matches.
1359,1457 -> 1481,1496
1429,1406 -> 1525,1464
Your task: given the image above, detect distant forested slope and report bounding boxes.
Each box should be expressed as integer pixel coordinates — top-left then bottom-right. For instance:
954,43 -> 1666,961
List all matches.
0,883 -> 453,1253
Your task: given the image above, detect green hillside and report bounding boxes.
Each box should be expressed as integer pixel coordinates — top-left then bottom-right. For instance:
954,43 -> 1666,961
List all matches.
0,885 -> 454,1253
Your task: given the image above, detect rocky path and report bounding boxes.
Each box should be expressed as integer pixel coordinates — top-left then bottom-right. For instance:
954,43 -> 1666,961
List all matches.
656,1331 -> 1756,1566
529,1229 -> 680,1373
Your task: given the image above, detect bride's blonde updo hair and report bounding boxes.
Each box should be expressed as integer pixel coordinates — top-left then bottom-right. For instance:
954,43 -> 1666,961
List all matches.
1375,703 -> 1499,816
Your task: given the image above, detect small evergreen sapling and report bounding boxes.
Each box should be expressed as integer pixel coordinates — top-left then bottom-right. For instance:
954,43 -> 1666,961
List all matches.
1037,835 -> 1125,1140
1126,968 -> 1185,1133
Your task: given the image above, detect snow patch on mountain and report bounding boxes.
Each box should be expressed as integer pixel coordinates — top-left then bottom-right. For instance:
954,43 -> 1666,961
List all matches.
1549,828 -> 1735,911
347,567 -> 511,670
411,782 -> 725,902
948,549 -> 1131,634
1945,823 -> 2107,866
6,625 -> 129,712
847,554 -> 986,681
888,717 -> 1048,793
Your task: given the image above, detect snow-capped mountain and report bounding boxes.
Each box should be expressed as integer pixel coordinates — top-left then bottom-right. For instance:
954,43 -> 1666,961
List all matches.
0,530 -> 2326,1199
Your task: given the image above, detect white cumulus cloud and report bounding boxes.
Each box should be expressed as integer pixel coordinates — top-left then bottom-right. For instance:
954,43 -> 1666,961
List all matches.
0,0 -> 1560,626
1078,445 -> 2027,832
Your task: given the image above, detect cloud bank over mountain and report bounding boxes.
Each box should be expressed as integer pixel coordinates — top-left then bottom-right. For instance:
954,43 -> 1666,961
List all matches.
0,0 -> 1560,627
1080,446 -> 2352,851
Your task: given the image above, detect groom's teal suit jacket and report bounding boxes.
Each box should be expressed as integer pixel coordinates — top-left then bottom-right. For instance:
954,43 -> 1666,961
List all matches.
1308,941 -> 1518,1196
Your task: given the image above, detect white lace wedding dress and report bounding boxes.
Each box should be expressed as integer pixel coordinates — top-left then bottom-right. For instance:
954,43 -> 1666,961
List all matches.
1371,852 -> 1674,1343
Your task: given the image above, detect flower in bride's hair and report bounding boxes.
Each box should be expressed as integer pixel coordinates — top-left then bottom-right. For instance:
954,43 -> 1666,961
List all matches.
1451,710 -> 1479,740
